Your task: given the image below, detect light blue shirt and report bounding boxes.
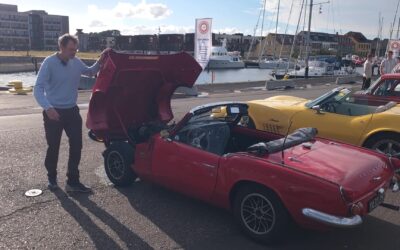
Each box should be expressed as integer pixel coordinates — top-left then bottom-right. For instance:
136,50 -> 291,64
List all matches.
34,54 -> 100,110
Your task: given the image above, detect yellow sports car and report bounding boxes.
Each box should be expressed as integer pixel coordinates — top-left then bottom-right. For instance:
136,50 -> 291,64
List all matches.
246,87 -> 400,155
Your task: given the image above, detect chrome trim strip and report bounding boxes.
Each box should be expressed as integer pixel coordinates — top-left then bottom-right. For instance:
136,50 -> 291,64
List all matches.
302,208 -> 362,227
339,186 -> 348,203
201,163 -> 217,169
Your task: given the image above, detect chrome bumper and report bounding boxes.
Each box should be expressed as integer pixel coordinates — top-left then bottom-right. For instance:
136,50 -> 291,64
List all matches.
302,208 -> 362,227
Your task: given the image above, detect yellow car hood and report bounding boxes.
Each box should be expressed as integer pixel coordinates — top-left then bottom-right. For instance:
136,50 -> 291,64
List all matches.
382,105 -> 400,115
249,95 -> 308,111
247,96 -> 309,134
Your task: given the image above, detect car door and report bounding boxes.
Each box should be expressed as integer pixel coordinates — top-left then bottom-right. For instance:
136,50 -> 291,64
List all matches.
150,135 -> 220,202
290,108 -> 372,145
388,81 -> 400,103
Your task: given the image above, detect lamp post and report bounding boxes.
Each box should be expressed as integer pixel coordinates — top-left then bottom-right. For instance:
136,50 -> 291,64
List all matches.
305,0 -> 329,78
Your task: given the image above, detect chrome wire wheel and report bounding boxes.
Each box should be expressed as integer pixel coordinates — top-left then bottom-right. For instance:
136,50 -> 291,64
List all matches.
372,139 -> 400,156
107,151 -> 125,180
240,193 -> 276,235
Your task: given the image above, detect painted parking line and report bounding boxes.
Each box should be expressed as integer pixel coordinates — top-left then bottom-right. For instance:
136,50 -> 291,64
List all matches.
32,103 -> 89,110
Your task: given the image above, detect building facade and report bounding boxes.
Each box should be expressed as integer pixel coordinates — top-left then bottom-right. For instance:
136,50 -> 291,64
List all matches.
158,34 -> 184,52
0,3 -> 68,50
75,29 -> 89,51
297,31 -> 338,55
251,33 -> 297,59
337,34 -> 354,56
114,35 -> 135,51
370,38 -> 388,57
0,4 -> 29,50
345,31 -> 371,57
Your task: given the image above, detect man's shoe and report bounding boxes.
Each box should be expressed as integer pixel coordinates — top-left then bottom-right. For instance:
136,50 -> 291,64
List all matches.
48,179 -> 59,191
65,182 -> 92,193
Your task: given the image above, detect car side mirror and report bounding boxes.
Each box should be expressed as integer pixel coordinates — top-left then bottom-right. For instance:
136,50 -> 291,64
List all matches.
312,105 -> 323,114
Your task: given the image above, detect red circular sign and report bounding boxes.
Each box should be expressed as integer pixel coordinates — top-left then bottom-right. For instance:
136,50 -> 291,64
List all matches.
198,21 -> 209,34
391,41 -> 400,50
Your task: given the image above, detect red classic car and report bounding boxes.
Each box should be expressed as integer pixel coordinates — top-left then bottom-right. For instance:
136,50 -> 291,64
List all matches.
87,49 -> 399,244
353,74 -> 400,105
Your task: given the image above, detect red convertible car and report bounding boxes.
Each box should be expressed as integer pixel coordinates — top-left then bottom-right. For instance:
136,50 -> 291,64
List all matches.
87,50 -> 399,244
353,74 -> 400,105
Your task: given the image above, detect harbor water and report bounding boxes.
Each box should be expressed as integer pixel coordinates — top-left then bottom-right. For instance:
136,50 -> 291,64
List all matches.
0,67 -> 364,87
0,68 -> 276,87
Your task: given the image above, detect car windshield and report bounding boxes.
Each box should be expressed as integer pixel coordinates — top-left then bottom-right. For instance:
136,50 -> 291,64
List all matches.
367,77 -> 382,92
188,105 -> 244,125
305,88 -> 352,108
305,87 -> 396,116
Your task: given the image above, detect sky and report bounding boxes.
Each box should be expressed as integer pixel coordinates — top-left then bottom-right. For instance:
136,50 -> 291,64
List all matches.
3,0 -> 400,39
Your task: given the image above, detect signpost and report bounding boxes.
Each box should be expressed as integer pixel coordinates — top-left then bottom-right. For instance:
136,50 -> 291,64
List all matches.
389,39 -> 400,57
194,18 -> 212,69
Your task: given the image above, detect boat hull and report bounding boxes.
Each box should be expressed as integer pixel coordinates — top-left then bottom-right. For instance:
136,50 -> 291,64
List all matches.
207,59 -> 245,69
259,61 -> 296,69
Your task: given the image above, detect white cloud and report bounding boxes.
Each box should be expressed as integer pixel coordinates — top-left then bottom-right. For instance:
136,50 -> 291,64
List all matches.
214,27 -> 242,34
69,0 -> 387,39
88,1 -> 172,20
89,20 -> 106,28
120,24 -> 194,35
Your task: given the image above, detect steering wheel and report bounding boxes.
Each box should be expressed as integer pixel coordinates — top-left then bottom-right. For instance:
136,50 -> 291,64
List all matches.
187,127 -> 209,149
321,101 -> 341,113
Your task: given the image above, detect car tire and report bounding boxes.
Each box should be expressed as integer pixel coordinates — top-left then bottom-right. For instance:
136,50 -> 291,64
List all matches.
103,141 -> 137,186
364,133 -> 400,157
233,184 -> 290,244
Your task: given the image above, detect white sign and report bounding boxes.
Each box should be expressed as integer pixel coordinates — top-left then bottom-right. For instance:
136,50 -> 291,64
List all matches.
195,18 -> 212,69
389,40 -> 400,57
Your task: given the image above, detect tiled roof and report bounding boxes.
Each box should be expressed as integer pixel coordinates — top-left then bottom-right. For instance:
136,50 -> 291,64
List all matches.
345,31 -> 370,43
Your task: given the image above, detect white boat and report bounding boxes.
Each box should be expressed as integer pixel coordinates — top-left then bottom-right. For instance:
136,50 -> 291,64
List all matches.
207,40 -> 245,69
273,61 -> 358,79
259,58 -> 297,69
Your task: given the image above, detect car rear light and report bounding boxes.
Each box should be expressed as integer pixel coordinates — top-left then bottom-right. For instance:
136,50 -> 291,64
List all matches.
350,202 -> 364,216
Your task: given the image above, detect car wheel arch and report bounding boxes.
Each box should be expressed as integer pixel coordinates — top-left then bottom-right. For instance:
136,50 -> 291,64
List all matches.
229,180 -> 286,210
362,130 -> 400,148
103,140 -> 137,186
230,180 -> 293,243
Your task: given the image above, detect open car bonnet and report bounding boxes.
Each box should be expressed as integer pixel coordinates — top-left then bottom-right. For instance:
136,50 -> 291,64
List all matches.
86,49 -> 202,138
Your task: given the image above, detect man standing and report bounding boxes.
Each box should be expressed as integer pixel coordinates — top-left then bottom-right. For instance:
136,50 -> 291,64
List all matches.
362,53 -> 373,90
392,56 -> 400,73
34,34 -> 103,192
380,50 -> 396,75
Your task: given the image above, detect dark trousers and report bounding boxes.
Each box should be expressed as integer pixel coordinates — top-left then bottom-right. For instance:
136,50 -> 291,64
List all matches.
362,77 -> 371,90
43,106 -> 82,184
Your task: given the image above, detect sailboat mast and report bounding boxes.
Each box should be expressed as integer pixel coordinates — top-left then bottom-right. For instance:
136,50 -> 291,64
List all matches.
287,0 -> 306,72
387,0 -> 400,54
300,0 -> 308,59
376,13 -> 382,57
258,0 -> 267,61
246,4 -> 263,60
305,0 -> 313,79
397,17 -> 400,39
273,0 -> 281,58
390,0 -> 400,40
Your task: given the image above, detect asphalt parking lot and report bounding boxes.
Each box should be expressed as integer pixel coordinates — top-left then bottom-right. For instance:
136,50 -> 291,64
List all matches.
1,84 -> 399,250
